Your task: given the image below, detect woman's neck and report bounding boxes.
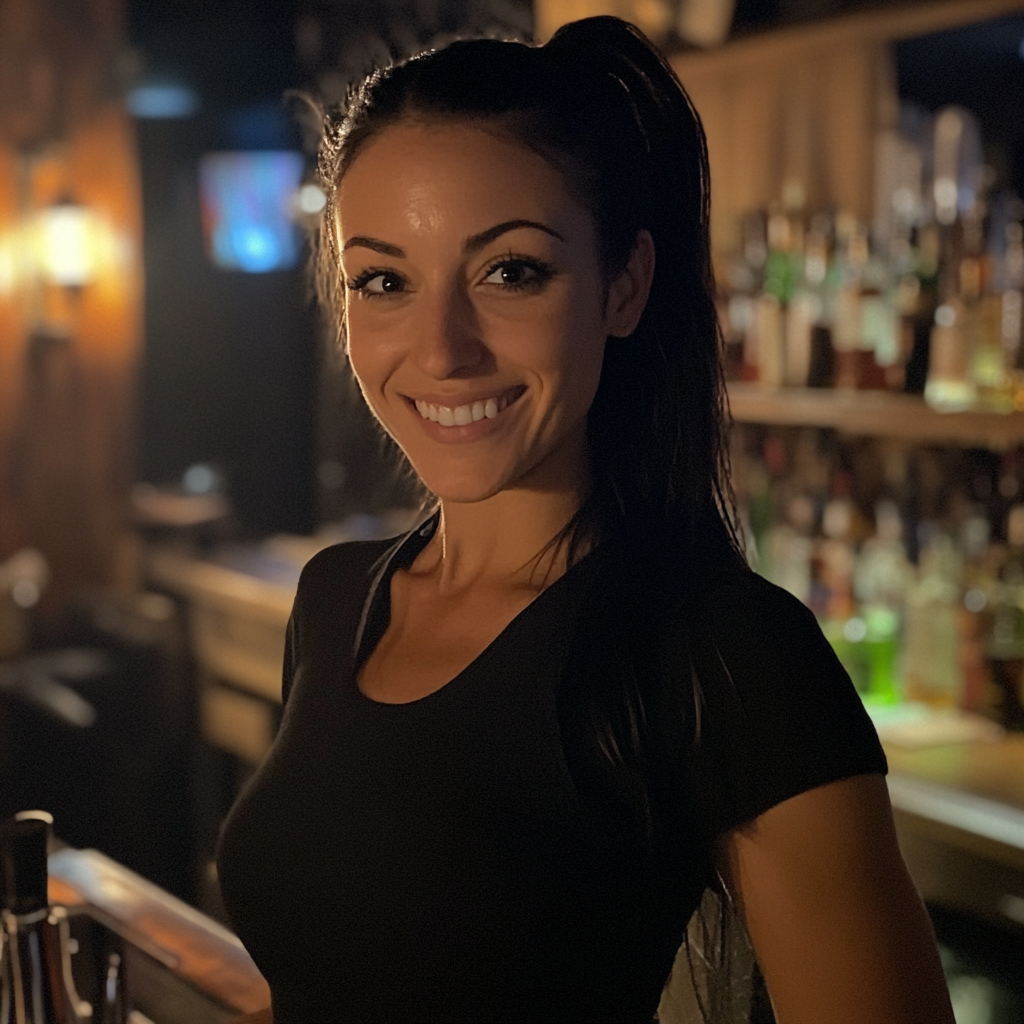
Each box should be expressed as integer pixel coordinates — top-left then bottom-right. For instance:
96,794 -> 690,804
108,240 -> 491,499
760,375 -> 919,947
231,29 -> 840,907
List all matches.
410,432 -> 593,597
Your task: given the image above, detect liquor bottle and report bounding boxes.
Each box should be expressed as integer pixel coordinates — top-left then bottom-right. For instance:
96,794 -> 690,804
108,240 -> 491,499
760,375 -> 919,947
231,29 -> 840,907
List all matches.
786,216 -> 830,388
805,217 -> 837,389
763,492 -> 815,605
722,213 -> 765,381
887,224 -> 918,392
957,503 -> 994,714
815,472 -> 870,693
902,221 -> 940,394
735,211 -> 768,383
853,499 -> 912,704
925,294 -> 975,412
753,205 -> 792,387
0,811 -> 86,1024
1000,221 -> 1024,404
857,239 -> 899,391
982,504 -> 1024,728
903,532 -> 963,707
961,202 -> 1016,413
830,213 -> 864,390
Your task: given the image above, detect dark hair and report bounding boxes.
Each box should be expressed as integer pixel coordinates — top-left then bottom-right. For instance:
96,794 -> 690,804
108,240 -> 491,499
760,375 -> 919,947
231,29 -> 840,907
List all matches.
313,17 -> 756,1022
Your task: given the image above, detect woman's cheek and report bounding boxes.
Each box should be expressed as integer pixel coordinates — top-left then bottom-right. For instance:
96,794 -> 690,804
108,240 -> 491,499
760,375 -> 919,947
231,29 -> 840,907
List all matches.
346,339 -> 390,424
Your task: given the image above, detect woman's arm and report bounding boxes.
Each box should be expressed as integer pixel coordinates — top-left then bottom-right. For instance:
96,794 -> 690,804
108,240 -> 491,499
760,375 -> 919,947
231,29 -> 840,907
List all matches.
714,773 -> 955,1024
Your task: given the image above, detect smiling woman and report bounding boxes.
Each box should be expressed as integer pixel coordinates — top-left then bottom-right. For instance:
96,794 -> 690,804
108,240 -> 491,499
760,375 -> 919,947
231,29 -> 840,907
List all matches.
215,16 -> 956,1024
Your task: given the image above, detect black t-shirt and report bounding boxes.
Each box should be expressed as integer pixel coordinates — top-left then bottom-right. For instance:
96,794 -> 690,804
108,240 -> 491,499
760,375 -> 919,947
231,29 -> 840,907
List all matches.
217,516 -> 886,1023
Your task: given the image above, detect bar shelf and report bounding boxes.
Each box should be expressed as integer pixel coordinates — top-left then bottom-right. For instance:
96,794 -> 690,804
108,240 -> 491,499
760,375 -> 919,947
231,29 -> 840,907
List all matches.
727,382 -> 1024,450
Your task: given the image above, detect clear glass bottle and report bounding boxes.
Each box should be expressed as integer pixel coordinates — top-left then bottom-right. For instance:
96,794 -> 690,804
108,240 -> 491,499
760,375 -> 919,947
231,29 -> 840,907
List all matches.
854,500 -> 912,704
925,296 -> 976,411
903,533 -> 964,707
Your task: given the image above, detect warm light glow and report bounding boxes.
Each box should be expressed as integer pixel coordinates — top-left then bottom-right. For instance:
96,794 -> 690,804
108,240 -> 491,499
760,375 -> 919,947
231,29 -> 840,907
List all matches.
0,239 -> 15,295
37,202 -> 98,286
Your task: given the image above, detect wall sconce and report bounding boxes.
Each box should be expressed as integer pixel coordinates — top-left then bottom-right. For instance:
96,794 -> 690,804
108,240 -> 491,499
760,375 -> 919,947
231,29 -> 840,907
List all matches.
36,195 -> 99,288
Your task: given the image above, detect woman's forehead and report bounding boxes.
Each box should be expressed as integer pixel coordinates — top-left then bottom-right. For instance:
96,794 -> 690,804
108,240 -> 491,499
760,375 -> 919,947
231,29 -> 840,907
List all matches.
336,120 -> 584,241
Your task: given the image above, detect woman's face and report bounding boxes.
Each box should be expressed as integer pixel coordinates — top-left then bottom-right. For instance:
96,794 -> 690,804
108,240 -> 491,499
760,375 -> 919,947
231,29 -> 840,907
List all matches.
334,121 -> 649,504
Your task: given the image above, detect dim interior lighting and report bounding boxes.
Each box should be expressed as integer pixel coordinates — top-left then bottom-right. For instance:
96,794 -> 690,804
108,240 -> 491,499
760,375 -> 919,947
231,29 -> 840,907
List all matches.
296,183 -> 327,215
842,617 -> 867,643
1019,35 -> 1024,61
933,178 -> 958,223
11,579 -> 40,609
127,83 -> 199,119
0,547 -> 49,608
182,463 -> 222,495
37,199 -> 98,287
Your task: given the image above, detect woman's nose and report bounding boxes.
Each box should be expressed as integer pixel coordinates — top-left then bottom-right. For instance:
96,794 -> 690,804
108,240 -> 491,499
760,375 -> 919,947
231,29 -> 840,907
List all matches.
411,283 -> 487,379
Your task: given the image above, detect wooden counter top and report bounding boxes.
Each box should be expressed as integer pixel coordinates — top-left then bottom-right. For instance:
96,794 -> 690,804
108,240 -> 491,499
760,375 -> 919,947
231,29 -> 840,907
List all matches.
884,735 -> 1024,878
885,734 -> 1024,815
48,847 -> 270,1018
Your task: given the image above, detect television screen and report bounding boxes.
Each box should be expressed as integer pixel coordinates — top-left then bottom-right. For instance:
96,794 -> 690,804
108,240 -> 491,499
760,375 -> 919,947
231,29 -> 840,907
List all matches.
199,151 -> 305,273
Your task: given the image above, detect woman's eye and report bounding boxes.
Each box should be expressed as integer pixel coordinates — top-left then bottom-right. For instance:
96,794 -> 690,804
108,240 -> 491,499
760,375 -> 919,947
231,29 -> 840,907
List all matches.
482,259 -> 551,291
348,270 -> 405,296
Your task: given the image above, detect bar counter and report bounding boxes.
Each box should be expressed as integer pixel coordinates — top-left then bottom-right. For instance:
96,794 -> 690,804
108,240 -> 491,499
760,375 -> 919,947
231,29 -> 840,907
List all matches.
47,846 -> 269,1023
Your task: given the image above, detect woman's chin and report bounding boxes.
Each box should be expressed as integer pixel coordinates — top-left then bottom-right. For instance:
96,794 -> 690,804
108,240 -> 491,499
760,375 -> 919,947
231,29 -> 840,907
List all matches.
410,466 -> 515,506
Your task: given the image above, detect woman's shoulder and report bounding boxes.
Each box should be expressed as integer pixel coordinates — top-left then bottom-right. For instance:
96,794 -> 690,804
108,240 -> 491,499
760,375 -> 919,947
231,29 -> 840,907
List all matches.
298,535 -> 399,590
670,566 -> 888,836
696,564 -> 823,646
292,535 -> 401,624
680,562 -> 865,722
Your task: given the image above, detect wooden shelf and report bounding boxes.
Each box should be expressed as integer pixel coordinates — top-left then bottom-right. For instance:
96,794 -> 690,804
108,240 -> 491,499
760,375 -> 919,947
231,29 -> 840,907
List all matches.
727,382 -> 1024,450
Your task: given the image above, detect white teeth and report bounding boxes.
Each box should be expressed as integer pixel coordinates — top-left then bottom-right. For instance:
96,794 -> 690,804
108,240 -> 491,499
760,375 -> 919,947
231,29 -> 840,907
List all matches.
413,391 -> 518,424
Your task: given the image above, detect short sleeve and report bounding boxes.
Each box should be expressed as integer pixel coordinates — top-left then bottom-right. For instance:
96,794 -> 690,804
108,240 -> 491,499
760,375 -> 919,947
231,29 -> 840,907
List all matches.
681,571 -> 887,838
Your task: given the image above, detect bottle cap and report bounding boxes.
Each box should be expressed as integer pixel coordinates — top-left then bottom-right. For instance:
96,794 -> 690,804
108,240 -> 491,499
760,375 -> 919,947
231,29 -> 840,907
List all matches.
0,810 -> 53,915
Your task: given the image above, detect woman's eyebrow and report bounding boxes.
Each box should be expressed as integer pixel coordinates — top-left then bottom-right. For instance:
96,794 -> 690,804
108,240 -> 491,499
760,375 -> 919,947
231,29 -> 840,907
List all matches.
343,236 -> 405,257
464,220 -> 565,253
341,220 -> 565,259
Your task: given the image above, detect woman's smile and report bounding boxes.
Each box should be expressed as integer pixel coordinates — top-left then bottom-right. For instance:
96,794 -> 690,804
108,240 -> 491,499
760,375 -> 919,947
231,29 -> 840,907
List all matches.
404,384 -> 528,442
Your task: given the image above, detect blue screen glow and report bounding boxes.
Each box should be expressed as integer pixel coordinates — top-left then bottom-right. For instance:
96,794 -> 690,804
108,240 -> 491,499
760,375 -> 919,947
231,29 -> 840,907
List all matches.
199,151 -> 305,273
128,84 -> 200,119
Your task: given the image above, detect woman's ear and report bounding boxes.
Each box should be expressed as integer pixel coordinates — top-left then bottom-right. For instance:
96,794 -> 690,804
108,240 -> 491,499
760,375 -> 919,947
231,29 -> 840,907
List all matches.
605,229 -> 655,338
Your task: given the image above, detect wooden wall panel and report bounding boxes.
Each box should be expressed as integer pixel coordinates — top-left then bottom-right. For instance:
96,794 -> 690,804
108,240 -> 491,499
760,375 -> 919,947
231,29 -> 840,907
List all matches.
0,145 -> 27,565
0,0 -> 142,621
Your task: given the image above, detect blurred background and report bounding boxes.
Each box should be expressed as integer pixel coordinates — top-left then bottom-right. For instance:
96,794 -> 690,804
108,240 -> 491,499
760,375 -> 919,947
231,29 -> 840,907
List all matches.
1,2 -> 1024,1023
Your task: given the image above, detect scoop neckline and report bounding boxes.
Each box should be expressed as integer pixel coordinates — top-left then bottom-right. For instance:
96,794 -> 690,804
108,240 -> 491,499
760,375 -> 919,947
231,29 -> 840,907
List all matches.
351,519 -> 609,710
